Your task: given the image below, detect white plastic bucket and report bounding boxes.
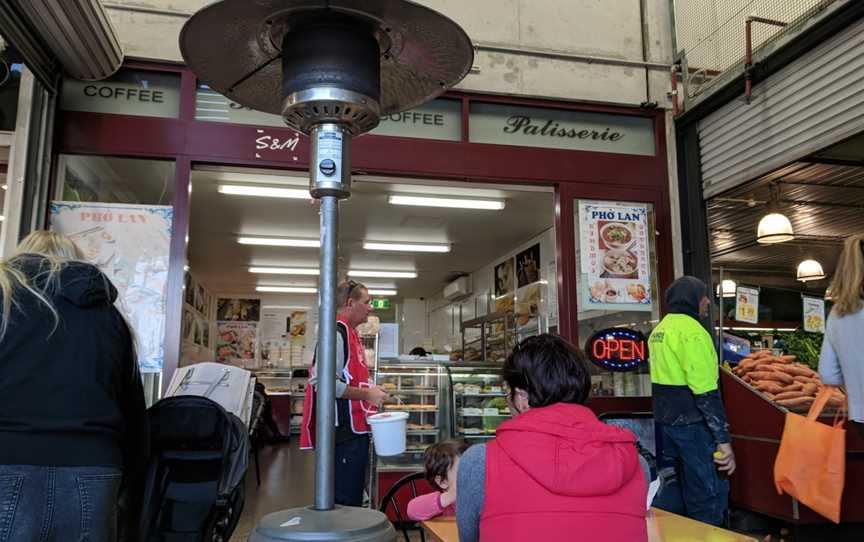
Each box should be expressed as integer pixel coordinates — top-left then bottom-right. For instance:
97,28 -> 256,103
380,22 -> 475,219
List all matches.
367,411 -> 409,456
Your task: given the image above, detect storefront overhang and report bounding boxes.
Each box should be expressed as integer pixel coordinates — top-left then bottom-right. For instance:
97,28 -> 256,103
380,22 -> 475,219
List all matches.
0,0 -> 122,91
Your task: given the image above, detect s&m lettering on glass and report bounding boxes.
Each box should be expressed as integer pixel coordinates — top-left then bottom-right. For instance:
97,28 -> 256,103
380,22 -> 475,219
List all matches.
586,327 -> 649,372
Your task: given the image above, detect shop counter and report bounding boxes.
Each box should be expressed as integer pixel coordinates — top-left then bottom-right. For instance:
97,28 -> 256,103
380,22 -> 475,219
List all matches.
421,509 -> 758,541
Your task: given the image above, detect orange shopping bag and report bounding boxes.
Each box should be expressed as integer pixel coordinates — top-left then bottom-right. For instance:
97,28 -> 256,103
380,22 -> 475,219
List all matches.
774,386 -> 846,523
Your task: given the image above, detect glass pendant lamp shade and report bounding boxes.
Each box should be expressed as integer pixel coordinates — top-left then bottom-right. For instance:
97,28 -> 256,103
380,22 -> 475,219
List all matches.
757,212 -> 794,244
797,260 -> 825,282
716,279 -> 737,298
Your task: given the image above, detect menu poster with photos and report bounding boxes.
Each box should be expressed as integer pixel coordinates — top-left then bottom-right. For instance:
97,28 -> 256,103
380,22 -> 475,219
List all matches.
217,298 -> 261,321
515,283 -> 541,328
516,244 -> 541,288
216,321 -> 258,366
51,201 -> 173,373
579,201 -> 651,308
803,296 -> 826,333
494,258 -> 515,297
735,286 -> 759,324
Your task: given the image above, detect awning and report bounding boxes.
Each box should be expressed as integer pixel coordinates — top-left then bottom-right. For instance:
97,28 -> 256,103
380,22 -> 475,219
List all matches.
0,0 -> 123,92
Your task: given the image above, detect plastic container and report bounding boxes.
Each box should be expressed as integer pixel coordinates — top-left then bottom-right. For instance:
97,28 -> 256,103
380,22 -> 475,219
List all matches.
367,411 -> 409,456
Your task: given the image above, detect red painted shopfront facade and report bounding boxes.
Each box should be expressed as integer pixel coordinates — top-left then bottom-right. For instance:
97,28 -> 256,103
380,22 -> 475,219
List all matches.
53,61 -> 673,414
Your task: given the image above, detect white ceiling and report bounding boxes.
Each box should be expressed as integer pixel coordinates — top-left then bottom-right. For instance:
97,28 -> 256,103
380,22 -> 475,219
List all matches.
188,166 -> 554,300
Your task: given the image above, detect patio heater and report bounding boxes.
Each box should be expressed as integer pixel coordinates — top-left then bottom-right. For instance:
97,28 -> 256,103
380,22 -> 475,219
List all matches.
180,2 -> 472,540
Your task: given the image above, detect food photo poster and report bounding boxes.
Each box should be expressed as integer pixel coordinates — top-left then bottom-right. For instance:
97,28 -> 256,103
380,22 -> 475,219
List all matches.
578,201 -> 652,311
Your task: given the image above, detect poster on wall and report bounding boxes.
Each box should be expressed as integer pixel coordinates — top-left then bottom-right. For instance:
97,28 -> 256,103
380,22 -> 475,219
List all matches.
494,258 -> 515,297
182,308 -> 195,343
217,298 -> 261,321
578,201 -> 651,309
803,296 -> 826,333
735,286 -> 759,324
289,310 -> 307,344
516,244 -> 541,288
215,321 -> 258,366
515,283 -> 542,328
51,201 -> 173,373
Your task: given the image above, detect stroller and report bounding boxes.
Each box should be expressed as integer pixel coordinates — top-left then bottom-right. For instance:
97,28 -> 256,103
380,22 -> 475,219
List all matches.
138,395 -> 250,542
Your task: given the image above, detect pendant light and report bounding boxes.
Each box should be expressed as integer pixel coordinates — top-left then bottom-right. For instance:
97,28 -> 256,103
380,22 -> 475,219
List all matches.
756,183 -> 794,244
716,279 -> 737,298
796,259 -> 825,282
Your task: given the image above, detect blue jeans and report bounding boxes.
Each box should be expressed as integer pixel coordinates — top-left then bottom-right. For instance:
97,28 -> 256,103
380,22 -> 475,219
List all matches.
335,436 -> 369,507
0,465 -> 122,542
654,423 -> 729,526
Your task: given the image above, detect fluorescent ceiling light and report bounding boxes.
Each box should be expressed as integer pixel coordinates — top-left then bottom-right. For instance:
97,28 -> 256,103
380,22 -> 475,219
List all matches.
388,195 -> 505,210
263,305 -> 311,310
257,286 -> 318,293
219,184 -> 309,199
368,289 -> 398,296
0,215 -> 4,222
239,237 -> 320,248
349,270 -> 418,279
363,241 -> 450,253
250,267 -> 319,275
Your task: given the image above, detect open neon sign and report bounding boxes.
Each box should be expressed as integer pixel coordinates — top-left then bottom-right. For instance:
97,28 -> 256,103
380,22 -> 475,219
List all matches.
586,328 -> 649,372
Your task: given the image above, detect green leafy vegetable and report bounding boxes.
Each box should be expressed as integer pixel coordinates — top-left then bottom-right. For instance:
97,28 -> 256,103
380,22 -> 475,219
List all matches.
779,330 -> 823,370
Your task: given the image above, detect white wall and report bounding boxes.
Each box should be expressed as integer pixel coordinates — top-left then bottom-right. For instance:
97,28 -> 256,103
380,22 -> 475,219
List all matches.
103,0 -> 675,107
424,226 -> 557,353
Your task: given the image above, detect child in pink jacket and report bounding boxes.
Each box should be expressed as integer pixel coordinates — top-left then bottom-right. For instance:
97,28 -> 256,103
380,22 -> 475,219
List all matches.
407,440 -> 469,520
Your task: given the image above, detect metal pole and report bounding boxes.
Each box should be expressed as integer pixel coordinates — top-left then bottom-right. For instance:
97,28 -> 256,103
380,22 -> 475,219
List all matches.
717,267 -> 725,364
314,194 -> 339,511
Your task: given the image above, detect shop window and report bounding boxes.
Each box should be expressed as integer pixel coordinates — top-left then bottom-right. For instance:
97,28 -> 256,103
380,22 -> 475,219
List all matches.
52,154 -> 177,404
575,199 -> 660,397
60,69 -> 181,119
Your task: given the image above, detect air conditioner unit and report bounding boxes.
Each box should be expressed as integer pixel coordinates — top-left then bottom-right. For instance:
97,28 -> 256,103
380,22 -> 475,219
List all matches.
443,276 -> 471,301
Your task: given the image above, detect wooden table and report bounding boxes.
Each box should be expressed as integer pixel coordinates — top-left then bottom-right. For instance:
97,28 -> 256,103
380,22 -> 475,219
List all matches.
421,509 -> 758,542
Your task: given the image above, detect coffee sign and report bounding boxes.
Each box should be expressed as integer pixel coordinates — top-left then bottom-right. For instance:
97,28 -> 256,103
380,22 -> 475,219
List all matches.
61,70 -> 181,118
370,99 -> 461,141
470,103 -> 655,156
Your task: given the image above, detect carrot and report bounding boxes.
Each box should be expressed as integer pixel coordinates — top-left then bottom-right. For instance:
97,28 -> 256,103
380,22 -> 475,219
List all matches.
756,381 -> 785,394
777,396 -> 815,408
752,350 -> 773,358
780,355 -> 797,362
793,375 -> 819,385
778,364 -> 817,378
774,390 -> 809,401
801,383 -> 819,395
749,371 -> 793,385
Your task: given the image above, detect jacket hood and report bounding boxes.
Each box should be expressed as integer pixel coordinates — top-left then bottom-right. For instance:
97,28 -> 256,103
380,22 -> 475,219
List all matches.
665,276 -> 707,320
15,255 -> 117,308
495,403 -> 640,497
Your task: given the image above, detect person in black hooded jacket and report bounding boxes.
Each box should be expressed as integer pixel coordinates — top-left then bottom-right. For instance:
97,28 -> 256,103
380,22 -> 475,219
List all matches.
0,230 -> 149,542
648,276 -> 735,526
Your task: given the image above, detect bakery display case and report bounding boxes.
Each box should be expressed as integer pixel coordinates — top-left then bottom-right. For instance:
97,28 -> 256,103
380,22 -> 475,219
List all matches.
373,362 -> 450,470
458,311 -> 516,363
448,363 -> 511,443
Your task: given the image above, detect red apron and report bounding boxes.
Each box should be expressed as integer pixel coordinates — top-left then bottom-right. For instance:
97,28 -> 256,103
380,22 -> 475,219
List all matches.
300,317 -> 372,450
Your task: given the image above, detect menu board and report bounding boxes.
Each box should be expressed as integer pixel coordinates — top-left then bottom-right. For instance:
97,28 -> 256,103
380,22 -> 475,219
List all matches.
50,201 -> 173,373
735,286 -> 759,324
579,201 -> 652,308
803,297 -> 826,333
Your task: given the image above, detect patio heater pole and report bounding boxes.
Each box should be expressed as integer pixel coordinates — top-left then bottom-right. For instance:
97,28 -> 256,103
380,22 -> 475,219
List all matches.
180,1 -> 473,540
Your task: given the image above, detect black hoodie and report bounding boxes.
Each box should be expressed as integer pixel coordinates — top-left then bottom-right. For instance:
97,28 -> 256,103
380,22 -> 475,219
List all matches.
665,275 -> 708,322
0,256 -> 149,471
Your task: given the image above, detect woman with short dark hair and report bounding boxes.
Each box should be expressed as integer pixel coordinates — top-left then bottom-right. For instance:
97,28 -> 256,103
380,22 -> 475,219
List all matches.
456,334 -> 648,542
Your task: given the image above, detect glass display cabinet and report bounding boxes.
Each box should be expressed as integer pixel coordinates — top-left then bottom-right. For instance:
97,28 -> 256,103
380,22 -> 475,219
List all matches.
447,363 -> 512,444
